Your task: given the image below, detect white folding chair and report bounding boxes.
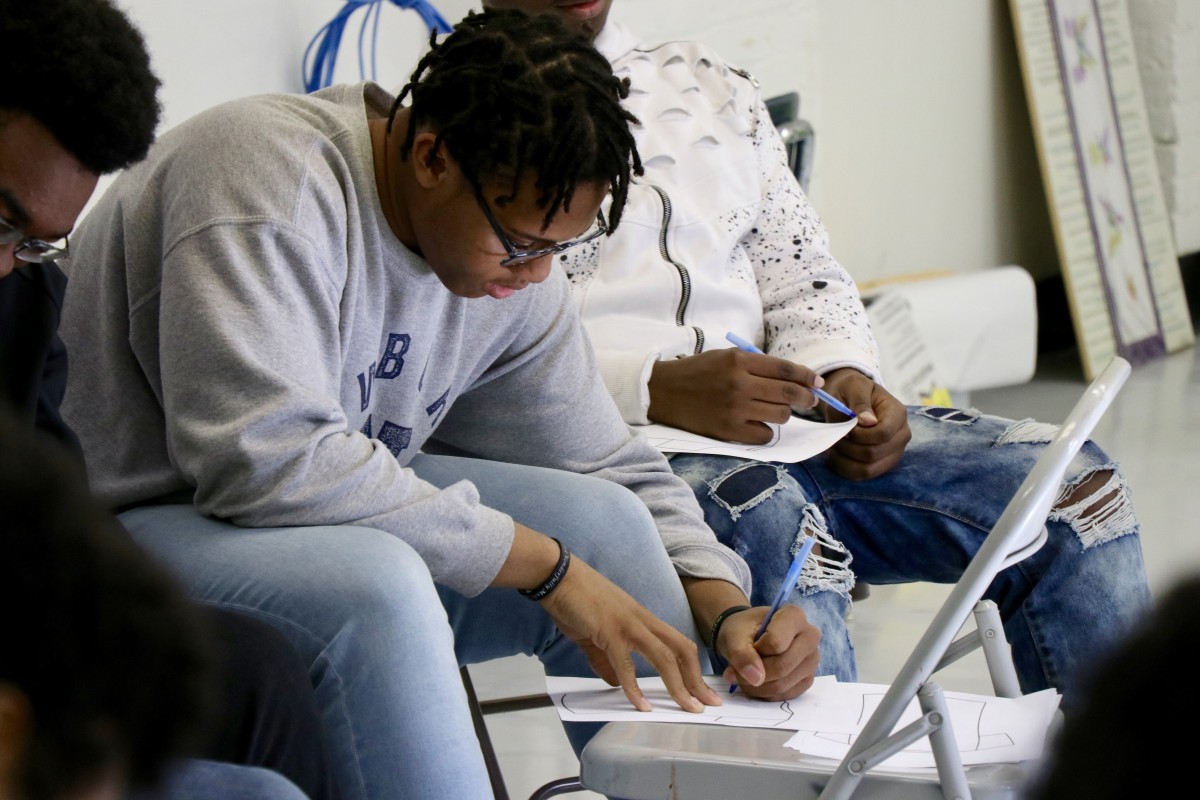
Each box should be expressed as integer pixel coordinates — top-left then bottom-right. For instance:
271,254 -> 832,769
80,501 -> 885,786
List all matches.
578,356 -> 1132,800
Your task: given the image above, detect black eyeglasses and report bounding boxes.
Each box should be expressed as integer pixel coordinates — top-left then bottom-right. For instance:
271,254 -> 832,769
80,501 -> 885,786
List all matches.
0,216 -> 69,263
474,187 -> 607,267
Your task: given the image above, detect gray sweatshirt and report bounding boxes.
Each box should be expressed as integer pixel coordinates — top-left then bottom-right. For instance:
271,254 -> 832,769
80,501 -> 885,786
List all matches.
59,81 -> 751,599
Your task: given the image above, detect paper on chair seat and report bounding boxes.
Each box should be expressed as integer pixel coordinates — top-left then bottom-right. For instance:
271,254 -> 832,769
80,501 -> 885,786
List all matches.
547,675 -> 1059,767
781,680 -> 1060,769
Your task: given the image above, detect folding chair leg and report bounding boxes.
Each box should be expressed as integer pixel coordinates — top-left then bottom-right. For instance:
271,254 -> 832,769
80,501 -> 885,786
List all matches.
460,666 -> 510,800
972,600 -> 1021,698
462,665 -> 588,799
918,683 -> 971,800
527,777 -> 586,799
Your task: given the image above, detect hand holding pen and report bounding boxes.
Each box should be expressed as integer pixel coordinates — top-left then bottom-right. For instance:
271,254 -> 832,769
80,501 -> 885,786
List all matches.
724,332 -> 856,418
727,535 -> 817,694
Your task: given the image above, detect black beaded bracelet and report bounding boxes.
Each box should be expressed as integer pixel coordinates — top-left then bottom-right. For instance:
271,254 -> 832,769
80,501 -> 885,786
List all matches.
709,604 -> 752,659
519,538 -> 571,601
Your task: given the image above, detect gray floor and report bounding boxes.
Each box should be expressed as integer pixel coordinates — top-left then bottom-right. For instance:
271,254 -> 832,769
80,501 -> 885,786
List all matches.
468,341 -> 1200,800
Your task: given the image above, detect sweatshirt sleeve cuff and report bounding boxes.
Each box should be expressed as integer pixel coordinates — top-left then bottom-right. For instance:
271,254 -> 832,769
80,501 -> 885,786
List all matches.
594,349 -> 660,425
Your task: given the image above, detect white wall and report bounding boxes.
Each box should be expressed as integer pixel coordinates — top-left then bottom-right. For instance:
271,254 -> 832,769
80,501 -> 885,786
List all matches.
1129,0 -> 1200,257
123,0 -> 439,133
107,0 -> 1194,287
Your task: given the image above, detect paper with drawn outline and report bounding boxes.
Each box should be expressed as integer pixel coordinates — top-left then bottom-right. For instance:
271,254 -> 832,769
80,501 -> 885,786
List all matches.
546,675 -> 1059,767
635,416 -> 857,464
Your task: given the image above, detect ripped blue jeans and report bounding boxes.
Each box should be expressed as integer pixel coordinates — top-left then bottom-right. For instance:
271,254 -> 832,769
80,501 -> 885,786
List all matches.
669,406 -> 1152,707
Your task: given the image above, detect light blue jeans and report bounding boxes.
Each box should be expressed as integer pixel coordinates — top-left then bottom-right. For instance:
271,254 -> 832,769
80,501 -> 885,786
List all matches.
132,760 -> 308,800
670,406 -> 1152,708
120,454 -> 703,800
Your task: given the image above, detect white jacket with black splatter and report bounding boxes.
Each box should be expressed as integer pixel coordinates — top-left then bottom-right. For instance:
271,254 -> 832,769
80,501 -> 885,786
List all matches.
560,21 -> 883,425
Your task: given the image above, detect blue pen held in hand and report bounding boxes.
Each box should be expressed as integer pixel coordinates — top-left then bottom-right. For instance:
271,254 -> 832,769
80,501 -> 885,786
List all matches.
723,331 -> 856,418
729,534 -> 817,694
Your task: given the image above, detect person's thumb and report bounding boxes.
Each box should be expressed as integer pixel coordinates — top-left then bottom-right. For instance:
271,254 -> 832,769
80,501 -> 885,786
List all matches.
722,649 -> 766,688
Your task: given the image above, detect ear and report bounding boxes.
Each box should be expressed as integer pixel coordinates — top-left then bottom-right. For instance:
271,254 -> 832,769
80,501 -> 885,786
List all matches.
0,683 -> 32,793
409,130 -> 461,191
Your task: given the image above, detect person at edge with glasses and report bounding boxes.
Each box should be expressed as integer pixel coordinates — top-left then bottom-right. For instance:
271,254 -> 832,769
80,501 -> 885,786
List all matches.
1,2 -> 343,800
0,219 -> 67,263
56,9 -> 821,799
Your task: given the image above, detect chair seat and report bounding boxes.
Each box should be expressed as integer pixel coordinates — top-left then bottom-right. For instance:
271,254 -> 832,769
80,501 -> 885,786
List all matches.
581,721 -> 1039,800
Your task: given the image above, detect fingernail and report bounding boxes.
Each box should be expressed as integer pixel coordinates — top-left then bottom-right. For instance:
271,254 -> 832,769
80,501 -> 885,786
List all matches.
742,666 -> 765,686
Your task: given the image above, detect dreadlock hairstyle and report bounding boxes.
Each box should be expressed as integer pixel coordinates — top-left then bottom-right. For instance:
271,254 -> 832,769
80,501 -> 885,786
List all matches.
389,8 -> 643,232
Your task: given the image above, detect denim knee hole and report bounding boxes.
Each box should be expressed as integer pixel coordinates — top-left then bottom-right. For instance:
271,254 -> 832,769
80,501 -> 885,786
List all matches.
706,462 -> 788,521
1049,464 -> 1139,549
993,418 -> 1061,445
799,505 -> 855,597
916,407 -> 981,425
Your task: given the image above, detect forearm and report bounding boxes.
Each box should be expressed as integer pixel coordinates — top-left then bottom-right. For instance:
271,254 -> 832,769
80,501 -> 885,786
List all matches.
681,576 -> 752,650
492,522 -> 569,591
743,99 -> 881,378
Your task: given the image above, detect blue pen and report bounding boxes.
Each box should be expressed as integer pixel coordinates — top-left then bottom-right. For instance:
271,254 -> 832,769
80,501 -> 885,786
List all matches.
729,534 -> 816,693
724,331 -> 856,418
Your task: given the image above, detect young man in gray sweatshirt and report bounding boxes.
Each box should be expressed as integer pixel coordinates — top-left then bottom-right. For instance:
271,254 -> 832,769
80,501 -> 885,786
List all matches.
58,9 -> 821,799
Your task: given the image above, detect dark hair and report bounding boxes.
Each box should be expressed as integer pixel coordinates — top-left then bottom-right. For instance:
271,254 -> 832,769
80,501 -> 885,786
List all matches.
0,411 -> 214,799
390,8 -> 643,231
0,0 -> 161,174
1024,575 -> 1197,799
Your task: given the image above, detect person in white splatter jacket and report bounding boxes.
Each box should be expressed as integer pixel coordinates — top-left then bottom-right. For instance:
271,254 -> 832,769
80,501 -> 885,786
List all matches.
485,0 -> 1153,710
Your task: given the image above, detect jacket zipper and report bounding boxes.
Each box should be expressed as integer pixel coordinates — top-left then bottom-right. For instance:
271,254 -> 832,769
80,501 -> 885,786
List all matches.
650,184 -> 704,354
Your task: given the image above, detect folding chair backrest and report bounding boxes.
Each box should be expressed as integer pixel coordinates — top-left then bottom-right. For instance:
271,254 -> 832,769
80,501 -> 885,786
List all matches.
821,355 -> 1131,798
766,90 -> 815,194
578,356 -> 1131,800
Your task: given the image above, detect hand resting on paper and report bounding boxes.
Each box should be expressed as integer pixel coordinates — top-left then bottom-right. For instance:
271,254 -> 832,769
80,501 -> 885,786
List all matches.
713,604 -> 821,701
530,545 -> 723,715
817,368 -> 911,481
647,349 -> 823,443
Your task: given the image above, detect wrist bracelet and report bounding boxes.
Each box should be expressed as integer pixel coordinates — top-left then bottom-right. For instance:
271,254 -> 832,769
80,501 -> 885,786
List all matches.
519,538 -> 571,601
709,604 -> 752,659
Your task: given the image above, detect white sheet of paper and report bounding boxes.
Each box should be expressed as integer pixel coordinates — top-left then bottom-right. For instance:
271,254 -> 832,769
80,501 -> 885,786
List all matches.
545,675 -> 1059,767
547,674 -> 824,729
635,415 -> 857,464
781,682 -> 1061,768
